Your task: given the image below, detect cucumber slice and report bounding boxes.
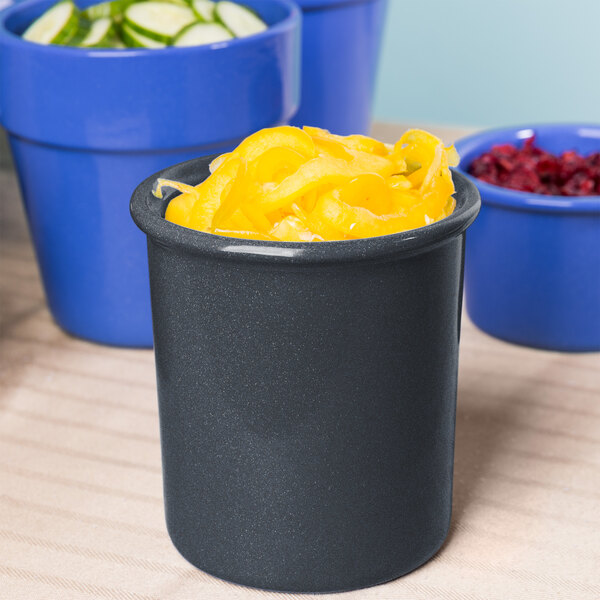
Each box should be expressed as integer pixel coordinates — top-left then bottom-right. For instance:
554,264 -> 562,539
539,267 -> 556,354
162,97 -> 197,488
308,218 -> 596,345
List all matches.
124,1 -> 195,43
65,17 -> 93,45
108,38 -> 127,48
78,17 -> 116,47
215,1 -> 266,38
160,0 -> 191,6
121,21 -> 166,47
81,1 -> 117,20
173,22 -> 232,46
82,0 -> 138,22
22,0 -> 79,45
191,0 -> 215,22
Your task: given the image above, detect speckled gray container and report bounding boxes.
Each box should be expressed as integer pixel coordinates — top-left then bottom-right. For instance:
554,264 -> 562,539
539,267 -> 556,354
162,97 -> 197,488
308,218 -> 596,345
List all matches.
130,156 -> 480,593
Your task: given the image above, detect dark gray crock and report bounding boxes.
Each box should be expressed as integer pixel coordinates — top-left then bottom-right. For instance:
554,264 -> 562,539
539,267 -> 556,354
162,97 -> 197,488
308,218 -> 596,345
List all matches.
130,156 -> 480,594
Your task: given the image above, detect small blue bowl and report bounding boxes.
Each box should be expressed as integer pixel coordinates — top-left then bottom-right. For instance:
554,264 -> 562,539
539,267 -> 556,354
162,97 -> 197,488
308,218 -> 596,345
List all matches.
455,124 -> 600,352
0,0 -> 300,347
291,0 -> 388,135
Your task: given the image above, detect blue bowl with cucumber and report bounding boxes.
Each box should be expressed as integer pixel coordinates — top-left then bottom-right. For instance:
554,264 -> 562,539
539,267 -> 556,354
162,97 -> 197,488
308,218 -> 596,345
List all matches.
0,0 -> 300,347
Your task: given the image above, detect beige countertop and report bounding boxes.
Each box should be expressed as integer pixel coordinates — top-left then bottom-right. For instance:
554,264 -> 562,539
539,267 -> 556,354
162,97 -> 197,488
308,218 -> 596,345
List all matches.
0,124 -> 599,600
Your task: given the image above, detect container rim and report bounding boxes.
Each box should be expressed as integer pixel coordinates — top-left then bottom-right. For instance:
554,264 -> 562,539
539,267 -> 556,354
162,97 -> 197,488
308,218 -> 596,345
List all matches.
454,123 -> 600,215
130,155 -> 481,264
0,0 -> 300,58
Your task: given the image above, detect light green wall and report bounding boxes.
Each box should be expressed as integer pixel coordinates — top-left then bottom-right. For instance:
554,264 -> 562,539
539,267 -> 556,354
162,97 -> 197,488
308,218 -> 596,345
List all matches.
373,0 -> 600,127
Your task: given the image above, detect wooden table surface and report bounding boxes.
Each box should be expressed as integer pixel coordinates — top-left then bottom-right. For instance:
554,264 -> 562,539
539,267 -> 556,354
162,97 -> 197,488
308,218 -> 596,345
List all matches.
1,126 -> 599,600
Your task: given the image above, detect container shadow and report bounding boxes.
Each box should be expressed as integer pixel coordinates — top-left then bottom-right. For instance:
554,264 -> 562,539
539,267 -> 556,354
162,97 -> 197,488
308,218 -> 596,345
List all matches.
442,375 -> 528,546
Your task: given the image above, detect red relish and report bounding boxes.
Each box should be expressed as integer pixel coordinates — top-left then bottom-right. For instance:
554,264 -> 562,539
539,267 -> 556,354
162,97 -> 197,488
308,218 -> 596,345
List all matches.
468,137 -> 600,196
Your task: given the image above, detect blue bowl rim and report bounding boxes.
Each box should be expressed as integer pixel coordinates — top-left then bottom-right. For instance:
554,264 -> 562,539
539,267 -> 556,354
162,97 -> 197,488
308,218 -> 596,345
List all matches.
130,155 -> 481,265
0,0 -> 300,58
297,0 -> 381,10
454,123 -> 600,215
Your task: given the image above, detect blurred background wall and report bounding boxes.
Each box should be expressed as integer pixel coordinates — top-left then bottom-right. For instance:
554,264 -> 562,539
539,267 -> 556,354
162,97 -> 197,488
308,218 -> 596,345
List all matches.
373,0 -> 600,127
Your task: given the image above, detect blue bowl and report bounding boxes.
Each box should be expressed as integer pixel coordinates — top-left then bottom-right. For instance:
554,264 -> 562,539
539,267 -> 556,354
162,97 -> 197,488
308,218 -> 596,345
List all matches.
455,124 -> 600,352
0,0 -> 300,347
291,0 -> 388,135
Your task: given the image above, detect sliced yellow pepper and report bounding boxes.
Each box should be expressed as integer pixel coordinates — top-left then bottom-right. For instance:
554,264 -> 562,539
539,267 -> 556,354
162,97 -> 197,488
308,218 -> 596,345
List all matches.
347,148 -> 397,178
222,209 -> 256,231
211,158 -> 248,229
230,126 -> 316,163
209,153 -> 231,174
270,216 -> 323,242
390,188 -> 422,213
154,179 -> 200,228
241,202 -> 273,235
304,126 -> 389,158
153,178 -> 197,199
388,174 -> 412,190
187,156 -> 243,232
212,228 -> 275,241
313,191 -> 415,239
253,156 -> 364,214
313,135 -> 354,161
164,192 -> 198,228
344,134 -> 390,157
393,129 -> 445,187
254,146 -> 307,184
162,125 -> 458,242
420,144 -> 455,218
446,145 -> 460,167
339,173 -> 393,215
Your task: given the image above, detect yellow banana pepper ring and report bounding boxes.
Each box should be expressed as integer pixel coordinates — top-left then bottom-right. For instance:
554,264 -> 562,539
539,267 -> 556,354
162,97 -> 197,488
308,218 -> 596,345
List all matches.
313,191 -> 417,240
304,126 -> 388,157
312,135 -> 354,161
253,156 -> 364,214
211,158 -> 248,229
270,215 -> 322,242
420,145 -> 455,218
339,173 -> 393,215
254,146 -> 307,184
164,192 -> 198,228
161,125 -> 459,242
344,134 -> 390,157
229,126 -> 316,163
186,156 -> 243,232
153,178 -> 197,199
212,228 -> 276,241
209,153 -> 231,173
154,179 -> 199,228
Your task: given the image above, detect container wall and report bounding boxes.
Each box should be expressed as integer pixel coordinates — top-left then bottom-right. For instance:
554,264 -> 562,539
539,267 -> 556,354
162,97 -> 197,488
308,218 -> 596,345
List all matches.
148,235 -> 465,592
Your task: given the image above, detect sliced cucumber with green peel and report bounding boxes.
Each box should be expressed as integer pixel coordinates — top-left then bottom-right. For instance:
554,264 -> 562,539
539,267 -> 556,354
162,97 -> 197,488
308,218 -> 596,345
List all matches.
191,0 -> 215,22
81,0 -> 118,20
23,0 -> 269,48
78,17 -> 116,47
124,1 -> 195,43
215,1 -> 266,38
23,0 -> 79,45
159,0 -> 191,6
120,21 -> 167,47
173,22 -> 231,46
65,17 -> 92,45
107,38 -> 127,48
82,0 -> 138,23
